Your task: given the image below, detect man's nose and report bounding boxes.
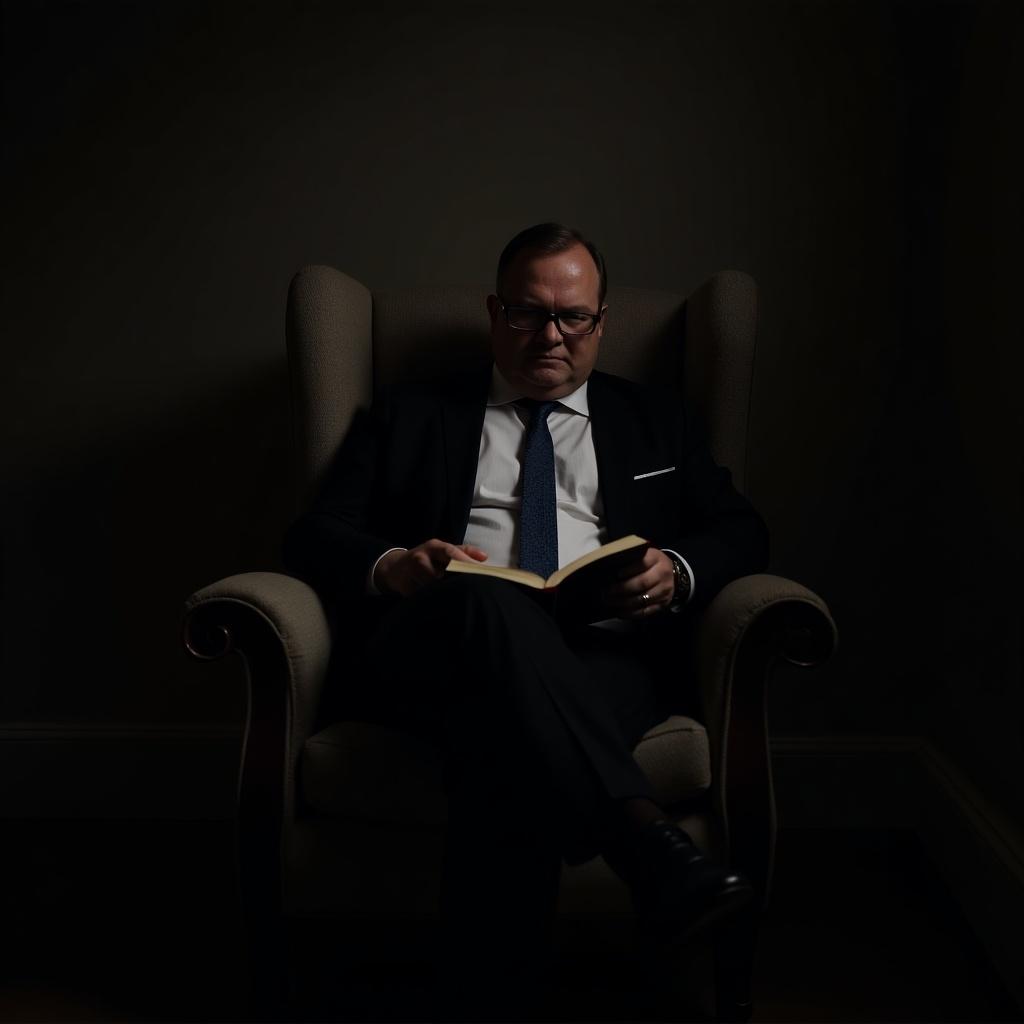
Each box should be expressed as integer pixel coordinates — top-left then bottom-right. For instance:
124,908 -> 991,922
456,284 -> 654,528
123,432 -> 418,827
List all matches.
540,318 -> 563,345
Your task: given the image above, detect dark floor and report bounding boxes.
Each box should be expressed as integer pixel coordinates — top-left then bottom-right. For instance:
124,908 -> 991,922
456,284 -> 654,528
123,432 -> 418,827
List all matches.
0,822 -> 1018,1022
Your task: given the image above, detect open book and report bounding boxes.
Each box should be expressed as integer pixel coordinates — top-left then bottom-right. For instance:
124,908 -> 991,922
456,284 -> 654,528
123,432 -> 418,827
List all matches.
446,535 -> 649,623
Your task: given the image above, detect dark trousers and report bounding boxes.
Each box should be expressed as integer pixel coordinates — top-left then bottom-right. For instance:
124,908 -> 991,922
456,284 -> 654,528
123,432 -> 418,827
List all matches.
344,574 -> 683,1015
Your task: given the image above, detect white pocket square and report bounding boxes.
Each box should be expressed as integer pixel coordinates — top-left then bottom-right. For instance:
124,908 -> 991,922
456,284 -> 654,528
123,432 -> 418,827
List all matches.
633,466 -> 676,480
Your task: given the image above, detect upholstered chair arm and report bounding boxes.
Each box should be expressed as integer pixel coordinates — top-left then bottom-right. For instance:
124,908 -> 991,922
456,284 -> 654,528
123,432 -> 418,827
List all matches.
182,570 -> 330,1014
695,573 -> 837,898
182,571 -> 332,824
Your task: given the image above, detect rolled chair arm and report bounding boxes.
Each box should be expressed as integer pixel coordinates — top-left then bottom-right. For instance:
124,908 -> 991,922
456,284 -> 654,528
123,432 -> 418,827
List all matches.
698,573 -> 837,726
182,571 -> 332,822
695,573 -> 837,899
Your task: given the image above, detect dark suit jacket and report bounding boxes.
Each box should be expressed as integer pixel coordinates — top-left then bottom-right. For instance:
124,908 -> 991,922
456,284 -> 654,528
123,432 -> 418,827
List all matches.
283,367 -> 769,617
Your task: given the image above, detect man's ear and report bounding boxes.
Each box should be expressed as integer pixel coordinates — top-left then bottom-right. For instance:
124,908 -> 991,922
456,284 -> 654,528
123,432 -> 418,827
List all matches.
486,294 -> 500,327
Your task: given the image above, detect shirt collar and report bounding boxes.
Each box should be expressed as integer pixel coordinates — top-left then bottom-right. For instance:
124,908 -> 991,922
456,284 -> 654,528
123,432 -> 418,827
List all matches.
488,364 -> 590,417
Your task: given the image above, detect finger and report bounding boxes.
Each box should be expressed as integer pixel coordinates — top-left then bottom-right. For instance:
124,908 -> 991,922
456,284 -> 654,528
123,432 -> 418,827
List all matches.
641,547 -> 669,572
610,556 -> 649,582
604,567 -> 660,604
458,544 -> 489,562
622,592 -> 667,619
418,541 -> 464,568
601,580 -> 634,606
445,545 -> 478,563
605,588 -> 654,616
414,544 -> 450,570
628,578 -> 674,613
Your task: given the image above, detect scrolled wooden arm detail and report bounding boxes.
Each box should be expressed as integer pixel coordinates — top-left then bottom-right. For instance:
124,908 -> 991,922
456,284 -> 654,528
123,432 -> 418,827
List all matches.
755,597 -> 838,668
182,603 -> 235,661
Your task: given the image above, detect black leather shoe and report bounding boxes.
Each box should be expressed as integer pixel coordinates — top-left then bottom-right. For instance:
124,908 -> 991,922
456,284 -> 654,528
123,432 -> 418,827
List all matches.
606,819 -> 754,944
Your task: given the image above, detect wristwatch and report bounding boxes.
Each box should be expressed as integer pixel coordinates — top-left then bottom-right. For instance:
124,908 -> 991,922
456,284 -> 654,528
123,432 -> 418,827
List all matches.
664,551 -> 691,610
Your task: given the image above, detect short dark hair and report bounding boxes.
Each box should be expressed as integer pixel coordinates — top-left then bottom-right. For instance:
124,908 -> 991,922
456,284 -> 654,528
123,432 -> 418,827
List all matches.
496,223 -> 607,307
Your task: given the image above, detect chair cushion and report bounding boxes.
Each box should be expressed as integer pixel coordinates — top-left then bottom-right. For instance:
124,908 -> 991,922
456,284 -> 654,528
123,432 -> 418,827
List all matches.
301,714 -> 710,826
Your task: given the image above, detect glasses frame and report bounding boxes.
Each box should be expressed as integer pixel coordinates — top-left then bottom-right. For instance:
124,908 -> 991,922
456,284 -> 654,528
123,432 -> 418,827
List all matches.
498,301 -> 605,337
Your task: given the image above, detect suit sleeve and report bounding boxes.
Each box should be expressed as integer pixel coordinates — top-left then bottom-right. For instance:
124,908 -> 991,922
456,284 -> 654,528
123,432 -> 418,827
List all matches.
282,400 -> 401,605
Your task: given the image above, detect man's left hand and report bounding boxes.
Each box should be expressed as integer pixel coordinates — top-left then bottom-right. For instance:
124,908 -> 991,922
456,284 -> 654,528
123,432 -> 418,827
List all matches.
600,548 -> 675,619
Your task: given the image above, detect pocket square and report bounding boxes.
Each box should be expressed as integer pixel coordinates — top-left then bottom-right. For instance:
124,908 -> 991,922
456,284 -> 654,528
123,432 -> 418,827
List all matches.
633,466 -> 676,480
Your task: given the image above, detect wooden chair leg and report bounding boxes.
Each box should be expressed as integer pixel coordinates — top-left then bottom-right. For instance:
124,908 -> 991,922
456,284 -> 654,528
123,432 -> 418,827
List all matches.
713,907 -> 758,1023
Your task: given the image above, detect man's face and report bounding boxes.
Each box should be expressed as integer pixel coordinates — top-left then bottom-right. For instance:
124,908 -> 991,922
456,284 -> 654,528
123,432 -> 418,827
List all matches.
487,243 -> 606,400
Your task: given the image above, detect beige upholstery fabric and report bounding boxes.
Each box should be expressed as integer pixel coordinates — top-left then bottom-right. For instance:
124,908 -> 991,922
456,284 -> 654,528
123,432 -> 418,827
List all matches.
302,721 -> 448,827
300,715 -> 710,826
184,570 -> 332,819
286,267 -> 373,513
634,715 -> 712,805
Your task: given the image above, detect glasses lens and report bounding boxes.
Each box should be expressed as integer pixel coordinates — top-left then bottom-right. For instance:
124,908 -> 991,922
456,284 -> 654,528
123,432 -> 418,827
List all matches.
508,308 -> 548,330
557,313 -> 595,335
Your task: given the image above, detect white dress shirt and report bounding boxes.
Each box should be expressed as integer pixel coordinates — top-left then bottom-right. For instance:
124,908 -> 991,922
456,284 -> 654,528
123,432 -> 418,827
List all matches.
462,365 -> 606,569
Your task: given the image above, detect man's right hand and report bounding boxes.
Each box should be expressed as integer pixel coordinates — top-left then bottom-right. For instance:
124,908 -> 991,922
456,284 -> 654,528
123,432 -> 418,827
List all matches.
373,539 -> 488,597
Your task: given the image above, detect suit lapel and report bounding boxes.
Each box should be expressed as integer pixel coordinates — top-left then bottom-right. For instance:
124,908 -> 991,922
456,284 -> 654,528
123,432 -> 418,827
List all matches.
441,366 -> 490,542
588,372 -> 634,540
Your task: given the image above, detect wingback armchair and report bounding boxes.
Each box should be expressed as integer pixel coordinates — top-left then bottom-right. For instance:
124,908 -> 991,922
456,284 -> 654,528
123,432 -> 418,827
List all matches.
182,266 -> 837,1022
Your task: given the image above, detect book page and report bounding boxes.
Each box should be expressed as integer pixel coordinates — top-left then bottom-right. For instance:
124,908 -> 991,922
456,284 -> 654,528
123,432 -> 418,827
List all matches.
445,560 -> 547,589
546,535 -> 648,588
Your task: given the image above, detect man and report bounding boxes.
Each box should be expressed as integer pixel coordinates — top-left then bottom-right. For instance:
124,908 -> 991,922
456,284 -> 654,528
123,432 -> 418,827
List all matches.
283,223 -> 769,1017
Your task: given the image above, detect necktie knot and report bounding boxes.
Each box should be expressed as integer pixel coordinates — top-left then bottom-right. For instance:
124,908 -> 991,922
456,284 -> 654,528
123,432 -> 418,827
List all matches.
520,398 -> 559,422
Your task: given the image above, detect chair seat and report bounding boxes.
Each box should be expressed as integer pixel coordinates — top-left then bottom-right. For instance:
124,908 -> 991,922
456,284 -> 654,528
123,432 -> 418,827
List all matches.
300,714 -> 711,826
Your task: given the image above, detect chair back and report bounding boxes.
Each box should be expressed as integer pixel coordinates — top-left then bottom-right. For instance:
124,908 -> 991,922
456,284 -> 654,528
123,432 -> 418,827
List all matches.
286,267 -> 757,511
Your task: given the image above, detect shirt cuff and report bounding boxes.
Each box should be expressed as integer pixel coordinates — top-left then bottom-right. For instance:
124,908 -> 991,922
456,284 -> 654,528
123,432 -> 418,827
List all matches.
367,547 -> 408,595
661,547 -> 695,607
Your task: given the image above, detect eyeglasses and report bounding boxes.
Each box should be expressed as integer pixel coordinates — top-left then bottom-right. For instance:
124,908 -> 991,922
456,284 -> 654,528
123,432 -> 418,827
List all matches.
498,302 -> 604,337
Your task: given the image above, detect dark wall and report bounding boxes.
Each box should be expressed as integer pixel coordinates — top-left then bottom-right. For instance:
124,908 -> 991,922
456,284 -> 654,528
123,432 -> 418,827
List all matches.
2,2 -> 1020,815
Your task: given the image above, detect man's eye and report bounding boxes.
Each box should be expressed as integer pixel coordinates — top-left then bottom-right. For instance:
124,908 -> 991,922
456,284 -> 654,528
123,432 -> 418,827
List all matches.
561,313 -> 588,324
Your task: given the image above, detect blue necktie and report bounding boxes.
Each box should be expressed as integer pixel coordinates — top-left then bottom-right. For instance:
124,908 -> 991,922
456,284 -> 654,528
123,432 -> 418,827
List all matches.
518,400 -> 559,578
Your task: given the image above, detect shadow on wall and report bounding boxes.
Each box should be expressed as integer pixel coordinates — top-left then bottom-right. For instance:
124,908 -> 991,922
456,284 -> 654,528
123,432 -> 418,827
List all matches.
3,357 -> 296,727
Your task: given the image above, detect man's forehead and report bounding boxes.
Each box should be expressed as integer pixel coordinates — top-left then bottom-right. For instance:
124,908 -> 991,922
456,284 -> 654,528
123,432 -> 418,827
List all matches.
504,248 -> 600,303
509,245 -> 593,276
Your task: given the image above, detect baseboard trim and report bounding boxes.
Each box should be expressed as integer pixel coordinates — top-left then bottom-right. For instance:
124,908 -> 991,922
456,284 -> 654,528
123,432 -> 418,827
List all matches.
0,722 -> 242,819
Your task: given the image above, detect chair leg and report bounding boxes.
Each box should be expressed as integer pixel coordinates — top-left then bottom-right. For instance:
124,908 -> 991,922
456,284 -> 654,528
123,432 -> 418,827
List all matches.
713,907 -> 758,1023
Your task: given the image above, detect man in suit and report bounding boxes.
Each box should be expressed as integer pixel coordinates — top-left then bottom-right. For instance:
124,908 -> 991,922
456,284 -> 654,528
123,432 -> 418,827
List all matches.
283,223 -> 769,1016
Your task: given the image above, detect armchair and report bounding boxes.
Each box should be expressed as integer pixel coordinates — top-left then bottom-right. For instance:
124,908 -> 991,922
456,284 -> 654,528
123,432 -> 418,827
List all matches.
182,266 -> 837,1021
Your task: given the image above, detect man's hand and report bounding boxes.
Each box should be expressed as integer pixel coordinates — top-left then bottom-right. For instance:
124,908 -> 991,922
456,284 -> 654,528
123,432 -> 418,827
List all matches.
600,547 -> 675,619
374,540 -> 488,597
